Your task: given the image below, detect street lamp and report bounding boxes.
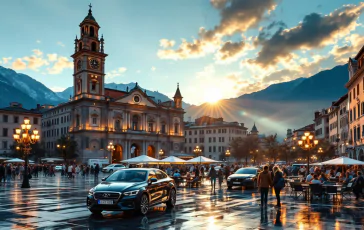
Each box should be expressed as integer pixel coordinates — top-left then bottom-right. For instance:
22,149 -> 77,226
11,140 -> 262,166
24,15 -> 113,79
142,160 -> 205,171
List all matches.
297,131 -> 318,175
13,117 -> 40,188
193,146 -> 202,164
158,149 -> 164,160
57,144 -> 66,162
225,149 -> 230,165
107,142 -> 115,163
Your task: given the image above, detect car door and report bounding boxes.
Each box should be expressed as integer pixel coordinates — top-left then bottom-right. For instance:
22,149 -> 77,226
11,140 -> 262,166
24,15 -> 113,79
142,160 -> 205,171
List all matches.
155,170 -> 169,202
147,171 -> 159,203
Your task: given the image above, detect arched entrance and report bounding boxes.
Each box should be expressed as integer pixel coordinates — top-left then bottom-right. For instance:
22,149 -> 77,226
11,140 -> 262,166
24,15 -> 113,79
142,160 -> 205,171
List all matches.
130,143 -> 140,158
112,145 -> 123,163
147,145 -> 155,158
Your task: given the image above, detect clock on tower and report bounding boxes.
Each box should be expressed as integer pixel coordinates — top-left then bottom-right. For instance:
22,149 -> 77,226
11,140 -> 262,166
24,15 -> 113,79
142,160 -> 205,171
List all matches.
71,4 -> 108,101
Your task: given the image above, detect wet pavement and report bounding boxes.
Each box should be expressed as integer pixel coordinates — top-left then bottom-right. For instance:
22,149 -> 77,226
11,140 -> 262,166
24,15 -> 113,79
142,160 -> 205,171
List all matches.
0,174 -> 364,229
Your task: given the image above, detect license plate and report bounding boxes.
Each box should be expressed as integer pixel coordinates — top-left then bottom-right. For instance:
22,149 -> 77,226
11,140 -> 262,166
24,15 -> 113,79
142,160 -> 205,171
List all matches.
98,200 -> 113,205
233,182 -> 240,185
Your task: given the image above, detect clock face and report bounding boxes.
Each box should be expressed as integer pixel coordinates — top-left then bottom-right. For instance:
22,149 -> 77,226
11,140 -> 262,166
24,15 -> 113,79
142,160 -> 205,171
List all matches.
77,60 -> 82,70
89,59 -> 99,69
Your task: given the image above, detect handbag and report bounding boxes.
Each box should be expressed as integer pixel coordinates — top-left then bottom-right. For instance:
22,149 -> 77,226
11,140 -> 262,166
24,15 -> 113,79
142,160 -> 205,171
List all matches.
275,177 -> 285,189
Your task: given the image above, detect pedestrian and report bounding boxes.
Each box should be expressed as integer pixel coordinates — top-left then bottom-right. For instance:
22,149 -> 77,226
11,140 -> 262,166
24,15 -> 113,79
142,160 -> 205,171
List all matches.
272,166 -> 285,208
353,171 -> 364,200
258,165 -> 272,208
68,164 -> 73,179
0,163 -> 5,185
208,165 -> 217,194
218,168 -> 223,189
6,164 -> 12,182
94,164 -> 100,179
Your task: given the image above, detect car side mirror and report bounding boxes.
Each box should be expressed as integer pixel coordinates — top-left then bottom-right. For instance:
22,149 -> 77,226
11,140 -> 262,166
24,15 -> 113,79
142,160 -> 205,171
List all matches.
149,178 -> 158,184
101,178 -> 106,181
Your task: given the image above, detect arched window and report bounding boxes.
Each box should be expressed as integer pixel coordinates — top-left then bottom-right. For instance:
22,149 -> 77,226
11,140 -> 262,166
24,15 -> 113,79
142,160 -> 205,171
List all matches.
81,27 -> 85,35
174,122 -> 179,134
132,115 -> 139,131
90,26 -> 95,37
90,80 -> 98,92
161,122 -> 166,134
91,42 -> 97,52
77,80 -> 82,93
78,42 -> 83,51
115,119 -> 121,130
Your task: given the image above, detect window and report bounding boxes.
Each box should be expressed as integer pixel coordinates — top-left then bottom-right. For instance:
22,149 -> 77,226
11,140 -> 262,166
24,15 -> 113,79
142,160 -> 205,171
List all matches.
209,137 -> 211,143
92,117 -> 97,125
174,123 -> 179,134
90,26 -> 95,37
199,138 -> 204,143
14,116 -> 19,123
189,131 -> 192,135
357,84 -> 360,96
213,146 -> 216,152
148,122 -> 153,132
189,147 -> 192,152
2,141 -> 7,149
61,117 -> 63,123
213,137 -> 216,142
354,88 -> 356,98
218,146 -> 221,152
76,115 -> 80,127
350,110 -> 353,122
2,128 -> 7,137
161,124 -> 166,134
222,137 -> 225,142
194,130 -> 197,135
115,120 -> 121,130
209,146 -> 212,152
359,104 -> 361,118
91,81 -> 96,91
354,107 -> 357,120
132,115 -> 139,130
189,138 -> 191,143
3,115 -> 8,123
218,129 -> 221,133
194,138 -> 197,143
213,129 -> 216,134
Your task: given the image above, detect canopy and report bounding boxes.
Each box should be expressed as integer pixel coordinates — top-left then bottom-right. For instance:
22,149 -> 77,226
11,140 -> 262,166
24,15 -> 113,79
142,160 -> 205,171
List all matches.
41,158 -> 64,162
186,156 -> 218,164
122,155 -> 164,164
160,156 -> 186,164
318,156 -> 364,165
4,158 -> 34,164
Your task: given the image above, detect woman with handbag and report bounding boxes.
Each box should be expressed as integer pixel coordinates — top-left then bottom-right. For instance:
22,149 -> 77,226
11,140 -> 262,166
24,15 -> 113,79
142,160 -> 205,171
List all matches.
273,166 -> 284,208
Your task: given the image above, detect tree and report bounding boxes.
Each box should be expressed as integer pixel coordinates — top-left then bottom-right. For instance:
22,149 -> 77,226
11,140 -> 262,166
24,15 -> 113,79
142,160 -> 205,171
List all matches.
315,139 -> 335,161
230,135 -> 260,166
264,134 -> 280,164
56,135 -> 78,163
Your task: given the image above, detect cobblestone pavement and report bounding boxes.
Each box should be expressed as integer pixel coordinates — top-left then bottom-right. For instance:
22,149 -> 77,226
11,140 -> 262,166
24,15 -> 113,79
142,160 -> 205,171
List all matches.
0,173 -> 364,229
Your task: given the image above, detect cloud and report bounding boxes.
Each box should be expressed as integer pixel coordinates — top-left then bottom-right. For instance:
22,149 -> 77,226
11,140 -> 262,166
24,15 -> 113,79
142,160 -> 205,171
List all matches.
159,39 -> 175,48
151,66 -> 156,71
158,0 -> 276,60
196,64 -> 215,79
252,3 -> 364,67
2,57 -> 12,64
11,58 -> 27,70
32,49 -> 43,56
23,56 -> 49,71
36,40 -> 41,43
106,67 -> 127,80
57,42 -> 65,47
47,54 -> 58,62
215,40 -> 245,62
46,56 -> 72,74
50,86 -> 66,92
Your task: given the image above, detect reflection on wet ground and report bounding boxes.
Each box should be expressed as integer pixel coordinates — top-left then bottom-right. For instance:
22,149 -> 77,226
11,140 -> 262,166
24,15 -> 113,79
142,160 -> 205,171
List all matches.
0,174 -> 364,229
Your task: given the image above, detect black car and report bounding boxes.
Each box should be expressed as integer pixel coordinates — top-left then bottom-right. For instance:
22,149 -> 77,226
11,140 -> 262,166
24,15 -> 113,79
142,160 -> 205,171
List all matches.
227,167 -> 259,189
87,168 -> 177,215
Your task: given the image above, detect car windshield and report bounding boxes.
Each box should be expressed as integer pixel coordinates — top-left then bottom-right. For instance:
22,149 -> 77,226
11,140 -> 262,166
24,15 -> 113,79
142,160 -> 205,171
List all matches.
235,168 -> 257,175
105,170 -> 148,182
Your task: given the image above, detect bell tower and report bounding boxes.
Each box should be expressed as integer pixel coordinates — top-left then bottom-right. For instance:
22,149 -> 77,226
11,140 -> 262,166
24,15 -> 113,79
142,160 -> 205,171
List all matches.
173,83 -> 183,109
71,4 -> 107,100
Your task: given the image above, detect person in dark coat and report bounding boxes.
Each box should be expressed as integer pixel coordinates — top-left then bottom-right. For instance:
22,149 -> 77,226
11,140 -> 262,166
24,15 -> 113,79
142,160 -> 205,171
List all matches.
0,163 -> 5,185
94,164 -> 100,179
353,171 -> 364,200
273,166 -> 284,208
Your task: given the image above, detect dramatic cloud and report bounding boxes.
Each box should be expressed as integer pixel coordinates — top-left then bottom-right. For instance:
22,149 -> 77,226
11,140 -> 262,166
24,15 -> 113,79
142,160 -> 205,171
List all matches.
106,67 -> 127,80
159,39 -> 175,48
252,3 -> 364,67
215,40 -> 245,62
11,58 -> 27,70
46,56 -> 72,74
158,0 -> 276,60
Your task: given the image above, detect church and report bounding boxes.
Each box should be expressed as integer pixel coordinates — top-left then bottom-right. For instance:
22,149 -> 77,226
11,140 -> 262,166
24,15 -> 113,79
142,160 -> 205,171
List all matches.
41,6 -> 185,163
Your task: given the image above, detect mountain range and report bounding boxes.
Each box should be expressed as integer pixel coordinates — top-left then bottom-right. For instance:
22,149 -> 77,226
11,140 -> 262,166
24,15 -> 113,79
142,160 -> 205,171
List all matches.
0,64 -> 349,137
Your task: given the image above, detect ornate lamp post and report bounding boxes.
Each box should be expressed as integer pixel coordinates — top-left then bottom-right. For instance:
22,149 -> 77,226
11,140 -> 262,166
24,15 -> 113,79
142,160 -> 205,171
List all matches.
194,146 -> 202,164
107,142 -> 115,163
225,149 -> 230,165
297,132 -> 318,175
13,117 -> 40,188
158,149 -> 164,160
57,144 -> 66,162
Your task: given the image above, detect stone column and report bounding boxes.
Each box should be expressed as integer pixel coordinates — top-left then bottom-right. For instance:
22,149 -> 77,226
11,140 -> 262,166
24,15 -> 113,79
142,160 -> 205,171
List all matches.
143,140 -> 146,155
123,140 -> 128,160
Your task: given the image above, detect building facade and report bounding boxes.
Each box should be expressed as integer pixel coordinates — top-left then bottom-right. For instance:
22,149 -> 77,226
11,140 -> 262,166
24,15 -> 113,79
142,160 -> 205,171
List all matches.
346,52 -> 364,160
0,102 -> 42,156
314,109 -> 329,140
41,6 -> 185,163
184,116 -> 249,160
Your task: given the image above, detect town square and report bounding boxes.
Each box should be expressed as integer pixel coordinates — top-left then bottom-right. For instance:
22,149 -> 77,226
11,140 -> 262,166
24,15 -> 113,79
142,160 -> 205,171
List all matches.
1,0 -> 364,229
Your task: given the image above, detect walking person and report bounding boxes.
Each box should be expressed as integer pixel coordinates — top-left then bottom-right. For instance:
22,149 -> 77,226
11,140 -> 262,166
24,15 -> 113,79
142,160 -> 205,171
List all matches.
258,165 -> 273,208
353,171 -> 364,200
67,164 -> 73,179
94,164 -> 100,179
0,163 -> 5,185
218,168 -> 224,190
208,165 -> 217,194
6,164 -> 12,182
272,166 -> 285,208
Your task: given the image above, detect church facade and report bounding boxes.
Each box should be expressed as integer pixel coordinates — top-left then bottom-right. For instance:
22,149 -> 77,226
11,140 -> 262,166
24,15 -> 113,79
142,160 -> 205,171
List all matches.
41,6 -> 185,163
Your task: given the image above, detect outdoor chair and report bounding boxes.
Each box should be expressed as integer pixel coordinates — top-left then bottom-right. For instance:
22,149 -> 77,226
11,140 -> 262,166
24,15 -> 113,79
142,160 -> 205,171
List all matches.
292,183 -> 304,199
288,182 -> 295,197
309,184 -> 323,201
341,182 -> 353,200
324,186 -> 339,203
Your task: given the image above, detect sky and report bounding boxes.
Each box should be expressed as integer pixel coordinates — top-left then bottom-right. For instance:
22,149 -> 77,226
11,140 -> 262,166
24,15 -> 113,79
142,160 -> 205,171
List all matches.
1,0 -> 364,105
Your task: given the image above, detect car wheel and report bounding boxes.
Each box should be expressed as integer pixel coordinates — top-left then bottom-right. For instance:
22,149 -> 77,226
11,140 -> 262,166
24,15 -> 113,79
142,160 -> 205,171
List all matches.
139,194 -> 149,215
109,169 -> 113,173
89,209 -> 102,215
228,186 -> 232,190
166,188 -> 176,208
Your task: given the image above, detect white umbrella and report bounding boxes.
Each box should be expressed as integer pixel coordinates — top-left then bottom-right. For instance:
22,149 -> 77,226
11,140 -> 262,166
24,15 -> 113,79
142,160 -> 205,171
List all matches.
318,156 -> 364,165
187,156 -> 218,164
5,158 -> 34,164
122,155 -> 162,164
41,158 -> 63,162
160,156 -> 186,164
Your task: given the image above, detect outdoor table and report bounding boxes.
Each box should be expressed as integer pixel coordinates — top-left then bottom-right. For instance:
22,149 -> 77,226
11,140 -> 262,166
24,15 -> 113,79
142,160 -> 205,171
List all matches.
301,183 -> 310,200
322,184 -> 343,202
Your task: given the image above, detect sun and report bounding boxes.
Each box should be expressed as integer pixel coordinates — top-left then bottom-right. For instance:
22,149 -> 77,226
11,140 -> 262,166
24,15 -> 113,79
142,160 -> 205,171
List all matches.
203,87 -> 222,104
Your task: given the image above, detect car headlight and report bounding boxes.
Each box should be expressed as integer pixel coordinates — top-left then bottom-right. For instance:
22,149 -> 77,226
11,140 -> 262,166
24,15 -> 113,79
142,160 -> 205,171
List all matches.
227,178 -> 231,181
245,178 -> 253,180
124,190 -> 140,196
89,187 -> 95,195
